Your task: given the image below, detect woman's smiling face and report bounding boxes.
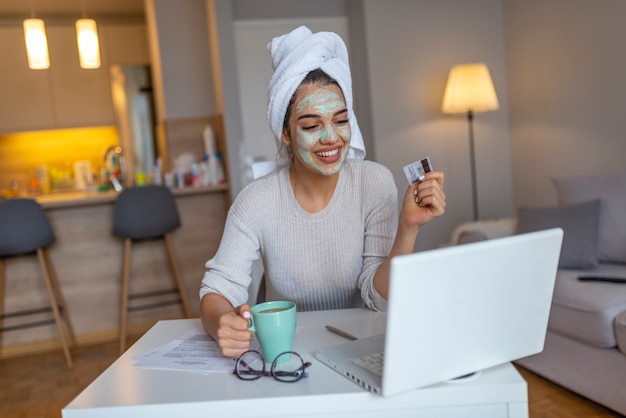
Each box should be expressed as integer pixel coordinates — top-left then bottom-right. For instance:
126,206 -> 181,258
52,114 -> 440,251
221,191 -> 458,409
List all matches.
283,83 -> 351,176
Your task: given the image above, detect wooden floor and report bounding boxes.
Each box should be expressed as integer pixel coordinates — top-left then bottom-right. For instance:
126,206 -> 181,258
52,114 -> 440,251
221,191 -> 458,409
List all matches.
0,339 -> 623,418
514,366 -> 623,418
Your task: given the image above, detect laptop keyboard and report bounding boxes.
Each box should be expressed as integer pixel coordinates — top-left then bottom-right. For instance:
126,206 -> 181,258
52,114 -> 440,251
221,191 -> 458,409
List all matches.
352,351 -> 384,376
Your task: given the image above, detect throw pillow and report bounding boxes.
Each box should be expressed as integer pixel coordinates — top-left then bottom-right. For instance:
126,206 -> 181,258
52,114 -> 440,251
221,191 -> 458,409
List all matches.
516,200 -> 601,269
457,231 -> 488,245
553,171 -> 626,264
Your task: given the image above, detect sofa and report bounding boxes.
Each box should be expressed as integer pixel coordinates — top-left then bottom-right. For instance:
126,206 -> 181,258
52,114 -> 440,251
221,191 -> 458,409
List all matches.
449,170 -> 626,415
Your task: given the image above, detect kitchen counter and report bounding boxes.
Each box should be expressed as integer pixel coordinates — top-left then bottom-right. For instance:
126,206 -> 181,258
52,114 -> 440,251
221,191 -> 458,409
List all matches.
1,184 -> 230,357
29,184 -> 230,209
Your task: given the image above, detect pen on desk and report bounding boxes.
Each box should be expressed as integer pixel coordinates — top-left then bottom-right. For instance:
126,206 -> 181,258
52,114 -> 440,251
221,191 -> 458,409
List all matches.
325,325 -> 358,341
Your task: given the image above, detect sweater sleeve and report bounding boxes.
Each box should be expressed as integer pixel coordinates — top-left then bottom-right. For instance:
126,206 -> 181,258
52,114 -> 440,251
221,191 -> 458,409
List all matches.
356,163 -> 398,312
199,192 -> 262,308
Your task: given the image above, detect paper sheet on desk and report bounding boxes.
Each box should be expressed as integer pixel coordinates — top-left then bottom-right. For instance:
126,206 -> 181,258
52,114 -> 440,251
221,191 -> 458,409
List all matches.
132,327 -> 234,375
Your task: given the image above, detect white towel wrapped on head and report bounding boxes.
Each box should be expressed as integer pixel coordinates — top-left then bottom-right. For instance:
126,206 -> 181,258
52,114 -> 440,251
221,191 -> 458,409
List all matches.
253,25 -> 366,179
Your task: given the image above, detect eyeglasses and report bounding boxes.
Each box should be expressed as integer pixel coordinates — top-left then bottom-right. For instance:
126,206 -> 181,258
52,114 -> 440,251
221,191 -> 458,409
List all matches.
233,350 -> 311,382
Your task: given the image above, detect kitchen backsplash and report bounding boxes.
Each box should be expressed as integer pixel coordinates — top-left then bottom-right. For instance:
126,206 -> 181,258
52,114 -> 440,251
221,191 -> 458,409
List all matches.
0,126 -> 119,194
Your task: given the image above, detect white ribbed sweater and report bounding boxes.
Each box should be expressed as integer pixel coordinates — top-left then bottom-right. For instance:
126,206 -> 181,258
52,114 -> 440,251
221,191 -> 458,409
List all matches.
199,160 -> 397,312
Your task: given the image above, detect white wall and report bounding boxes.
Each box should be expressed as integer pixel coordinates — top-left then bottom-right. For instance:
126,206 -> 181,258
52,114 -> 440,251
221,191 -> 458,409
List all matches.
503,0 -> 626,208
362,0 -> 514,250
147,0 -> 216,120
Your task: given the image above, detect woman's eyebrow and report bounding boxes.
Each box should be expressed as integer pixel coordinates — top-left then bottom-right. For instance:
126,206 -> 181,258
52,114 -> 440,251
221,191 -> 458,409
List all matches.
297,108 -> 347,121
297,113 -> 320,121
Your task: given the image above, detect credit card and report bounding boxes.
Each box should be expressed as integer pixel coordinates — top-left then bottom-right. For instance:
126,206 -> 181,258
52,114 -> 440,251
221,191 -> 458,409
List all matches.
403,157 -> 433,185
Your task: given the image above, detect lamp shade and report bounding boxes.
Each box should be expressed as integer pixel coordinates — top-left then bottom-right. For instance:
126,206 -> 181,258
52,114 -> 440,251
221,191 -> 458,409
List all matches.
23,18 -> 50,69
442,63 -> 499,114
76,18 -> 101,69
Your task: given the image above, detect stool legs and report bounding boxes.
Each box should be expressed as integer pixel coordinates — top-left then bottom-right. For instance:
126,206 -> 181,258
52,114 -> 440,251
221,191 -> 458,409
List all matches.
119,235 -> 192,354
119,238 -> 132,354
37,249 -> 74,369
0,254 -> 74,368
42,250 -> 76,347
164,234 -> 192,318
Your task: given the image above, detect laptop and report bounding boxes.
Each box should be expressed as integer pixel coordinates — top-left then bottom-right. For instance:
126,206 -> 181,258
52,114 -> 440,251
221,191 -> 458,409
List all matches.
315,228 -> 563,397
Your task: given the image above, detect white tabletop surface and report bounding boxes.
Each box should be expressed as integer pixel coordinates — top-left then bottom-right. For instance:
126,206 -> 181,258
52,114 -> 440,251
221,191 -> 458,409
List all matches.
62,308 -> 528,418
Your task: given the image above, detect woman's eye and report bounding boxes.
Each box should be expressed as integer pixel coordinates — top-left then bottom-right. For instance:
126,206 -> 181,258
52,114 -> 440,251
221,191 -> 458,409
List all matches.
301,124 -> 318,131
336,119 -> 349,125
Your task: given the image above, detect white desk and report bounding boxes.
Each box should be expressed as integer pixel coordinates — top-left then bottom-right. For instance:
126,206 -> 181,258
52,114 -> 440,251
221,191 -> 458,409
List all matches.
62,308 -> 528,418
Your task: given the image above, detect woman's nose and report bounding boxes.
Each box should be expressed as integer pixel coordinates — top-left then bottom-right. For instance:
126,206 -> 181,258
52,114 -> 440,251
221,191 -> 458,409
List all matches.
319,126 -> 339,143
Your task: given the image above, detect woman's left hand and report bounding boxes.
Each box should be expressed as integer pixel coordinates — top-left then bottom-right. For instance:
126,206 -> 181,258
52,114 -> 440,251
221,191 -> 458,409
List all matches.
400,171 -> 446,229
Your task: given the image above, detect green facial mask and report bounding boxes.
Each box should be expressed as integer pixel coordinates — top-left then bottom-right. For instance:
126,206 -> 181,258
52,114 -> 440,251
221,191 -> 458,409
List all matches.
293,87 -> 351,176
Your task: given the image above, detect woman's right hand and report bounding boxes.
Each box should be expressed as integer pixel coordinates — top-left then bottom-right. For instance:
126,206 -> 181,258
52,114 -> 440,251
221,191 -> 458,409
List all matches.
214,304 -> 253,358
201,294 -> 254,358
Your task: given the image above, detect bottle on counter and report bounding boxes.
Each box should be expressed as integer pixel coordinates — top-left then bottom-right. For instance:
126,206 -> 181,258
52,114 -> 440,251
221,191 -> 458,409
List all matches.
203,124 -> 226,185
151,159 -> 163,186
200,156 -> 212,186
206,154 -> 218,185
164,171 -> 175,189
203,125 -> 216,157
214,153 -> 225,184
191,159 -> 201,187
175,169 -> 185,188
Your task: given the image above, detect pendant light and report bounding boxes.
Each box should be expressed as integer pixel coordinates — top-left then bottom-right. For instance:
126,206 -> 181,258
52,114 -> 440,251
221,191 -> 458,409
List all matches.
23,18 -> 50,69
76,18 -> 101,69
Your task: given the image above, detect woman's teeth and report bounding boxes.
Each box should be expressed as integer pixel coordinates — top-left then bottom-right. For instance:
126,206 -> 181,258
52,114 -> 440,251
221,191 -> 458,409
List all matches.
316,149 -> 339,158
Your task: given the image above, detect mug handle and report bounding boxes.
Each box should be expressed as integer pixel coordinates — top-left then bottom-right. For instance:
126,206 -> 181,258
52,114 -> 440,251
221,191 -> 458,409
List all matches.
248,316 -> 255,333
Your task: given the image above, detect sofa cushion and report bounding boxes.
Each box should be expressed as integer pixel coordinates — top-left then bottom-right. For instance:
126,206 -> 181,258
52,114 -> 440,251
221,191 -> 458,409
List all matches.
553,171 -> 626,264
549,265 -> 626,348
450,218 -> 517,246
516,200 -> 601,269
457,231 -> 488,245
616,311 -> 626,356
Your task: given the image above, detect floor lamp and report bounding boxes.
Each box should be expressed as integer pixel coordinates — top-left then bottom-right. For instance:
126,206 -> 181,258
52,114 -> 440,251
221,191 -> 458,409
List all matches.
442,63 -> 499,221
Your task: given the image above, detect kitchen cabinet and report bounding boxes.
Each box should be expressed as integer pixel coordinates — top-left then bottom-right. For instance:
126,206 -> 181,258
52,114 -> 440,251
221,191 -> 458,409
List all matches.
47,26 -> 116,128
0,23 -> 149,134
0,27 -> 56,131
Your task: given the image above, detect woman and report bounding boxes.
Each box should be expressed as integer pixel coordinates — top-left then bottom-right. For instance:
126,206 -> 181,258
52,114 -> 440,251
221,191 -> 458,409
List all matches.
200,26 -> 446,357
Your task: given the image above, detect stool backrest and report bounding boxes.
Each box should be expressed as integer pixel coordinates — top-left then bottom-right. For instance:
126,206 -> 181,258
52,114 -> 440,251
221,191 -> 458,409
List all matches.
0,198 -> 56,257
112,185 -> 181,240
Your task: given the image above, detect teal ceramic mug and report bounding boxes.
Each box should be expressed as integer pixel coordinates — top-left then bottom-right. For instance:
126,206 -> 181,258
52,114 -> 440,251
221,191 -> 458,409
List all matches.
248,301 -> 296,364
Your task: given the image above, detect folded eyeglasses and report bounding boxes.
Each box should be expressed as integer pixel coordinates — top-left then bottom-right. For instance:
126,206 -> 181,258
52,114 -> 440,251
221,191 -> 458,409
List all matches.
233,350 -> 311,383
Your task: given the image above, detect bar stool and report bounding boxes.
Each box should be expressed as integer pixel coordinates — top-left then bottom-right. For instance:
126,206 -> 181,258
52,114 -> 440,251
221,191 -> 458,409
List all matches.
113,185 -> 192,353
0,199 -> 76,368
